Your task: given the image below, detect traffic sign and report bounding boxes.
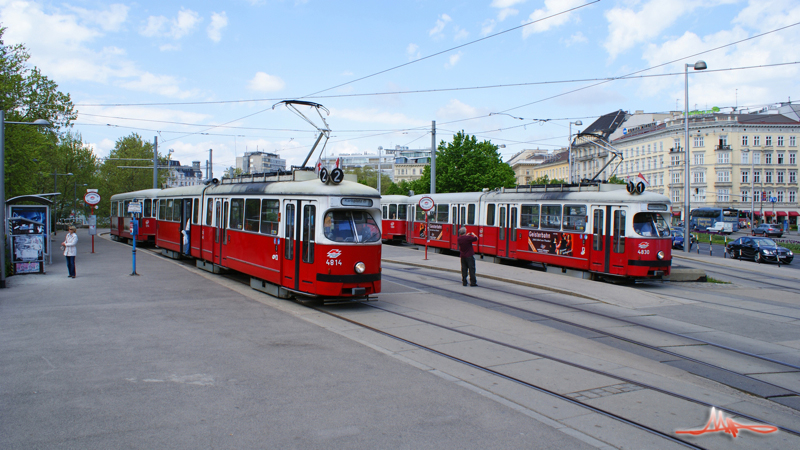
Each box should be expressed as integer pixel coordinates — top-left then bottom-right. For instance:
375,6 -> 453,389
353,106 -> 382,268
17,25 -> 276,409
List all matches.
418,196 -> 434,211
84,191 -> 101,205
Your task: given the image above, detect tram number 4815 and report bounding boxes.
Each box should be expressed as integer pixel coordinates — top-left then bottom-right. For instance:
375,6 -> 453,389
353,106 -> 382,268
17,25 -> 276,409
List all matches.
637,249 -> 650,255
326,259 -> 342,266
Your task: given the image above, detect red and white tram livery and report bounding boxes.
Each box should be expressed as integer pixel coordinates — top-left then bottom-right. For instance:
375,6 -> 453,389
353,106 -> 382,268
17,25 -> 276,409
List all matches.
144,170 -> 381,300
387,183 -> 672,280
110,189 -> 159,243
380,195 -> 412,242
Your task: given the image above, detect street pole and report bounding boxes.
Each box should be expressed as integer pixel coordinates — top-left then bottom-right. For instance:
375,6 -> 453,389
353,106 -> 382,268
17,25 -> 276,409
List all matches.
683,60 -> 707,253
377,146 -> 381,194
209,148 -> 213,179
430,121 -> 436,194
153,136 -> 158,189
750,150 -> 755,227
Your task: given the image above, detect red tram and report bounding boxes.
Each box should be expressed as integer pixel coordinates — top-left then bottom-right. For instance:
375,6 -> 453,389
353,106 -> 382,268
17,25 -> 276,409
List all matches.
140,169 -> 381,300
382,183 -> 672,280
110,189 -> 160,243
381,195 -> 412,242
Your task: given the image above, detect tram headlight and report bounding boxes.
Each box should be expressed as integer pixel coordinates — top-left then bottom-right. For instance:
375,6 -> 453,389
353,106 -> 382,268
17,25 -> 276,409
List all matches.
354,262 -> 366,274
657,251 -> 665,260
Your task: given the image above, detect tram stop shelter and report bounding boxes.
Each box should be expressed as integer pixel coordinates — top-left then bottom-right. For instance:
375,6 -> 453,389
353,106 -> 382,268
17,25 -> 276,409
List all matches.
5,195 -> 54,274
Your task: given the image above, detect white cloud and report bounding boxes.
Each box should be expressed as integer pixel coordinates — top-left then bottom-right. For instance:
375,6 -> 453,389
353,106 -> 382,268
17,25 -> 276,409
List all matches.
118,72 -> 200,98
429,13 -> 451,37
522,0 -> 584,38
207,11 -> 228,42
497,8 -> 518,22
563,31 -> 588,46
247,72 -> 286,92
159,44 -> 181,52
445,51 -> 462,68
453,26 -> 469,41
603,0 -> 696,60
331,108 -> 428,127
481,19 -> 496,36
140,8 -> 201,39
436,99 -> 484,120
491,0 -> 526,8
406,43 -> 420,60
67,3 -> 129,32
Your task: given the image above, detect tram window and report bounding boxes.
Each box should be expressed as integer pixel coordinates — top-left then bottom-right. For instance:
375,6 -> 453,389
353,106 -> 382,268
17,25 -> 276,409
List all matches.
285,204 -> 294,260
229,199 -> 244,230
389,204 -> 397,219
633,212 -> 669,237
593,210 -> 604,251
563,205 -> 587,232
244,199 -> 260,232
541,205 -> 562,230
398,204 -> 408,220
451,206 -> 457,224
435,204 -> 449,223
172,199 -> 182,222
302,205 -> 315,263
613,210 -> 626,253
382,205 -> 388,219
520,204 -> 540,228
486,204 -> 496,226
323,211 -> 380,243
159,200 -> 166,220
144,199 -> 152,217
510,207 -> 518,241
166,200 -> 174,222
205,199 -> 213,226
192,199 -> 199,224
260,200 -> 280,235
416,206 -> 426,222
111,202 -> 116,217
499,207 -> 506,240
460,207 -> 466,225
215,201 -> 221,227
467,204 -> 475,225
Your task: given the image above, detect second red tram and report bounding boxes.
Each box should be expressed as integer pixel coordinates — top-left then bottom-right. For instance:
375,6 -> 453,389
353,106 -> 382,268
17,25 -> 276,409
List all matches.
146,170 -> 381,300
110,189 -> 160,243
382,183 -> 672,280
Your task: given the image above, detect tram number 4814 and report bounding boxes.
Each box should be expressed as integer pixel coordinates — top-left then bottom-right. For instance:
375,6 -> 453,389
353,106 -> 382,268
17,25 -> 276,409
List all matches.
637,249 -> 650,255
326,259 -> 342,266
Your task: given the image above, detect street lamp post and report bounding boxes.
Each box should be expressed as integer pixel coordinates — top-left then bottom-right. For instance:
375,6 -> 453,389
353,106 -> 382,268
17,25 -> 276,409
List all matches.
74,181 -> 88,221
0,111 -> 52,288
568,120 -> 582,184
52,172 -> 73,233
683,61 -> 707,253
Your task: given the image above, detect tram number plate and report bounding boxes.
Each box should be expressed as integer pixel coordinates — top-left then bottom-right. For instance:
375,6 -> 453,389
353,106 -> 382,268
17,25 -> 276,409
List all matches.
637,249 -> 650,255
326,259 -> 342,266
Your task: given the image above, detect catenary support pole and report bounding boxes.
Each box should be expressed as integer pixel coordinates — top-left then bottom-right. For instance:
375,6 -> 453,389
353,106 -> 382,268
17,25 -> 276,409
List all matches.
430,121 -> 436,194
153,136 -> 158,189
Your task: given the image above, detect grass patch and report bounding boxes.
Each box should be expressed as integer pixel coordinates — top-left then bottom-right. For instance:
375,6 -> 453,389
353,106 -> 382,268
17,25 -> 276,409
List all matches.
706,276 -> 731,284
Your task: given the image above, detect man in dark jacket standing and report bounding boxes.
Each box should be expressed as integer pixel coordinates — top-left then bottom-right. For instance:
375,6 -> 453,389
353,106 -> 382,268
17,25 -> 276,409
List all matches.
457,227 -> 478,286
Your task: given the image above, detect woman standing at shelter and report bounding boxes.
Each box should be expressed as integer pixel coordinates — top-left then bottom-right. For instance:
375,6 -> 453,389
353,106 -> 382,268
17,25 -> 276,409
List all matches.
62,226 -> 78,278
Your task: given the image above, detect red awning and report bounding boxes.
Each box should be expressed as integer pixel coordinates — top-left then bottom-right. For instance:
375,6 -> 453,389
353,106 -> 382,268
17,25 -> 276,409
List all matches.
775,211 -> 787,216
764,211 -> 773,216
753,211 -> 762,216
789,211 -> 799,217
672,211 -> 681,216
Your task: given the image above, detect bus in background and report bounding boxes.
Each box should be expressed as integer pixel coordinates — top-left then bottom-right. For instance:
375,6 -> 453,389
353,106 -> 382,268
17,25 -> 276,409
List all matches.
690,207 -> 739,232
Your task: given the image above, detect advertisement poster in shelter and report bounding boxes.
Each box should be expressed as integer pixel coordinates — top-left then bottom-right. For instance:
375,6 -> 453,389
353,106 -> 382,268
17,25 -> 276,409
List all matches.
9,205 -> 48,275
526,231 -> 577,257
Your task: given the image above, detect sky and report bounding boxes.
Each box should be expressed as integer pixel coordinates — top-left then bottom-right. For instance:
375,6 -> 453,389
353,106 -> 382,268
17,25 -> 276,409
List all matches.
2,0 -> 799,176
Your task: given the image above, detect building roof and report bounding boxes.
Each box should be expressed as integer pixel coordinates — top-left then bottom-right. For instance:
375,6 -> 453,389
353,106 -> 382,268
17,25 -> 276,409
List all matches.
736,114 -> 800,125
580,110 -> 628,140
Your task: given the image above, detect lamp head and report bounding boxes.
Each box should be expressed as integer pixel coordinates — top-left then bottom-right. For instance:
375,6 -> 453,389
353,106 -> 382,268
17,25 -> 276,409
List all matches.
575,120 -> 583,126
32,119 -> 51,126
694,61 -> 707,70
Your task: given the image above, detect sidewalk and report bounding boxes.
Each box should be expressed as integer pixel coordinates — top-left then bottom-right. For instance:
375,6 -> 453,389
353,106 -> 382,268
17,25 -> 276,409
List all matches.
0,229 -> 595,450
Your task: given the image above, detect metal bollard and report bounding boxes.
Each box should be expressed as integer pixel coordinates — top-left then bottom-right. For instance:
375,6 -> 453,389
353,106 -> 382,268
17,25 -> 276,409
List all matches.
723,236 -> 727,258
696,234 -> 700,254
709,234 -> 712,257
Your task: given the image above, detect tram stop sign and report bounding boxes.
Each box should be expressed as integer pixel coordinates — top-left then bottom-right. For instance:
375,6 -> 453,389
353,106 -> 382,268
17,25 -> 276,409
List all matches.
419,196 -> 434,211
84,191 -> 101,205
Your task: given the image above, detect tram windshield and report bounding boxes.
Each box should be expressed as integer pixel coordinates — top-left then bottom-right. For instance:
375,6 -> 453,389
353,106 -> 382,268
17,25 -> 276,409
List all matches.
633,212 -> 670,237
323,210 -> 381,243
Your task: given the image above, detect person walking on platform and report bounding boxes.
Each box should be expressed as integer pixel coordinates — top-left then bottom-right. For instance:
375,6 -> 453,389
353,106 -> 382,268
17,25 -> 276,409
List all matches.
457,227 -> 478,286
61,226 -> 78,278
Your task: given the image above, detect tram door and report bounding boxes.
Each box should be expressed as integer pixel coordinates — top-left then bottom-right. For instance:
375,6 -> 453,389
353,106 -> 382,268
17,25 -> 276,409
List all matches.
281,199 -> 317,293
609,206 -> 628,275
407,206 -> 415,241
180,199 -> 192,256
496,205 -> 518,258
590,206 -> 611,273
212,199 -> 227,265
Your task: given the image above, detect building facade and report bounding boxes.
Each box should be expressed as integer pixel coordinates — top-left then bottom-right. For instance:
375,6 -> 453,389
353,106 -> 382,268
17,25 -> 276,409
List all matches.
611,105 -> 799,223
236,151 -> 286,174
525,150 -> 569,183
165,161 -> 204,188
508,149 -> 549,185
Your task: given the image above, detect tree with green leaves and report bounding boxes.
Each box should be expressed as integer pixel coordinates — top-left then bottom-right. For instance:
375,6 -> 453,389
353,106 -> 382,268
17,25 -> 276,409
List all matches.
344,165 -> 393,195
223,166 -> 243,179
414,131 -> 516,194
530,175 -> 566,185
607,175 -> 627,184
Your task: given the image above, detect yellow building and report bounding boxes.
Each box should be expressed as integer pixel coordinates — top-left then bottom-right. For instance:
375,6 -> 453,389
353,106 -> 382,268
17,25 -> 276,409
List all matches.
527,151 -> 569,184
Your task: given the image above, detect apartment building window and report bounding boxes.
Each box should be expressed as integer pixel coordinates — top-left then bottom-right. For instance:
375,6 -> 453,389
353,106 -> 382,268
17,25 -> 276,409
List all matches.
742,152 -> 749,164
720,136 -> 728,146
717,189 -> 729,202
646,144 -> 650,153
791,153 -> 797,165
765,171 -> 773,183
777,191 -> 784,202
671,155 -> 680,166
741,170 -> 749,183
693,136 -> 704,147
790,191 -> 797,203
790,136 -> 797,147
778,153 -> 784,165
742,135 -> 749,146
778,136 -> 784,146
765,153 -> 772,164
674,138 -> 681,150
717,171 -> 730,182
660,156 -> 664,167
692,171 -> 705,183
754,190 -> 760,202
754,152 -> 761,164
754,170 -> 761,183
717,152 -> 730,164
672,190 -> 681,203
766,136 -> 773,146
754,136 -> 761,146
693,188 -> 706,202
693,153 -> 704,165
777,171 -> 785,183
741,190 -> 749,202
659,173 -> 664,186
791,171 -> 797,183
672,172 -> 681,184
660,142 -> 664,152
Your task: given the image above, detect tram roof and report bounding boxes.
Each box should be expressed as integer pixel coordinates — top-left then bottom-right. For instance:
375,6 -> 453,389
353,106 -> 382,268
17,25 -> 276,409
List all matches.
110,188 -> 161,201
154,178 -> 380,198
398,184 -> 670,205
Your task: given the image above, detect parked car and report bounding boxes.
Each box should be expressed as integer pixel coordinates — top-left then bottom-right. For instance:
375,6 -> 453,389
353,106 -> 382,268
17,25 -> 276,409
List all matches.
752,223 -> 783,238
727,237 -> 793,264
670,227 -> 696,250
709,221 -> 733,234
